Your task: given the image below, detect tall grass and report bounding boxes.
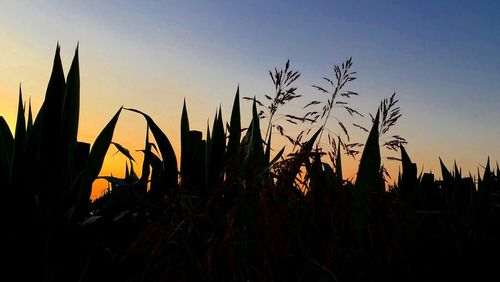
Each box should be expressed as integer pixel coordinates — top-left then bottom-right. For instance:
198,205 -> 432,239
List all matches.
1,46 -> 499,282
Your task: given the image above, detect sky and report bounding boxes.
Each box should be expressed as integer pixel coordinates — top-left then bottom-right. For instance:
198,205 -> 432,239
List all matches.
1,0 -> 500,198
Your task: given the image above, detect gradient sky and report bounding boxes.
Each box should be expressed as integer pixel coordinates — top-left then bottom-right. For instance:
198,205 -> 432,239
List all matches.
1,1 -> 500,198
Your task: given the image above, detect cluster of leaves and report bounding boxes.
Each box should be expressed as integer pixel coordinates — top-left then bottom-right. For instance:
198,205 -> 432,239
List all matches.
0,46 -> 122,281
2,47 -> 500,282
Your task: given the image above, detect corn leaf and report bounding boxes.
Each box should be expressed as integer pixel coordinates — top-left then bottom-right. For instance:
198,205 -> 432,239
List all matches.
243,99 -> 265,172
400,146 -> 417,195
0,117 -> 14,170
180,99 -> 190,186
39,44 -> 65,166
186,130 -> 205,188
354,109 -> 381,232
226,86 -> 241,160
112,142 -> 135,162
11,88 -> 26,186
0,116 -> 13,185
26,99 -> 33,138
138,126 -> 151,189
439,157 -> 453,183
38,45 -> 66,207
208,107 -> 225,185
84,107 -> 123,189
61,46 -> 80,163
125,108 -> 178,190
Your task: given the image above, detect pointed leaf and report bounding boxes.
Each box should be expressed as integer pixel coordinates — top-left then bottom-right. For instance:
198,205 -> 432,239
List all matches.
125,108 -> 178,189
180,99 -> 190,182
38,45 -> 67,204
483,157 -> 491,180
112,142 -> 135,162
400,146 -> 417,195
39,44 -> 66,163
0,117 -> 14,169
26,99 -> 33,137
61,46 -> 80,160
207,107 -> 225,185
439,158 -> 453,183
269,146 -> 285,166
11,88 -> 26,185
85,107 -> 122,183
354,109 -> 381,232
226,86 -> 241,160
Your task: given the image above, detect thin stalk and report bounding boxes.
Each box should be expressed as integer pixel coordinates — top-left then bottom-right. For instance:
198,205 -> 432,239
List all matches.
264,113 -> 274,144
317,85 -> 339,147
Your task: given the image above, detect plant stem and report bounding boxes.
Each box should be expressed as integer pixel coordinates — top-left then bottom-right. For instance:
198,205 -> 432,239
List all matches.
317,85 -> 339,147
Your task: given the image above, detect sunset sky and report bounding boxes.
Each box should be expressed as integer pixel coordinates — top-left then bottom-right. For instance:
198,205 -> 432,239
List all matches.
1,1 -> 500,198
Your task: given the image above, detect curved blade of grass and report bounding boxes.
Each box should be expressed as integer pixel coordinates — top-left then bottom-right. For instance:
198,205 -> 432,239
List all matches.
125,108 -> 178,189
84,107 -> 122,186
138,126 -> 151,189
71,107 -> 122,220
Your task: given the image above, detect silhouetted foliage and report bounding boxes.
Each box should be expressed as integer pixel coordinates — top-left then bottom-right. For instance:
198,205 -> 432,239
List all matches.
1,46 -> 499,282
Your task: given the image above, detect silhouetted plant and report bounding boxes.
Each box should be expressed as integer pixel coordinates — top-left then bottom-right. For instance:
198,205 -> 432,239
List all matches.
244,60 -> 305,148
311,57 -> 364,156
0,45 -> 122,281
376,92 -> 407,152
2,46 -> 500,282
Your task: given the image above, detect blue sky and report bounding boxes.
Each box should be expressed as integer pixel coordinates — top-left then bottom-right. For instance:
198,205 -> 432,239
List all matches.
1,1 -> 500,195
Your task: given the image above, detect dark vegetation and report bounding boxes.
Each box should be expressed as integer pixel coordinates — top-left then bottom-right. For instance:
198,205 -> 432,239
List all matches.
1,46 -> 499,281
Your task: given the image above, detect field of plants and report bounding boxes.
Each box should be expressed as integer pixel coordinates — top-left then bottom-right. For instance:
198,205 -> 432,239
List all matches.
1,47 -> 499,282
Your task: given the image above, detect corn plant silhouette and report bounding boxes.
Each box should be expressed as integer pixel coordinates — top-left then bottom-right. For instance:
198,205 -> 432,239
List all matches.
2,46 -> 500,282
1,45 -> 122,281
